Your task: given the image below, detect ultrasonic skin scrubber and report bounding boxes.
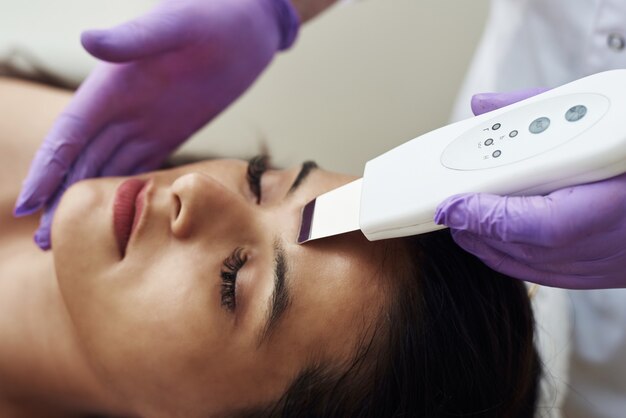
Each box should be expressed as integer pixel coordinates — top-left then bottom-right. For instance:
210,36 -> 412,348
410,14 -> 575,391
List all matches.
298,70 -> 626,244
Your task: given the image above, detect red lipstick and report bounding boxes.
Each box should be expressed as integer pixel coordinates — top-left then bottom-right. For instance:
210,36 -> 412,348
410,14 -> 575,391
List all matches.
113,179 -> 148,257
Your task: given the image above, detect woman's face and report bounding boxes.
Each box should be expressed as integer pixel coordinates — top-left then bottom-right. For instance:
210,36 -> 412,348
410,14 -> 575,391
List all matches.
52,159 -> 393,417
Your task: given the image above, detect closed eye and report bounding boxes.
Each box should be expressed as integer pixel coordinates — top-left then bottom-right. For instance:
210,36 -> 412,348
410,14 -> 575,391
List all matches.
220,248 -> 247,312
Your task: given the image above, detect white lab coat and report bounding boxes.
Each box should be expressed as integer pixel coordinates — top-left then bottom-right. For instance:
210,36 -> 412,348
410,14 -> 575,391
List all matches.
452,0 -> 626,121
453,1 -> 626,418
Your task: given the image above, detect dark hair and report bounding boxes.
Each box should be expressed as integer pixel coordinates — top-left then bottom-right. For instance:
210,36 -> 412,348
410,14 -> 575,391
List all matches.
238,230 -> 540,418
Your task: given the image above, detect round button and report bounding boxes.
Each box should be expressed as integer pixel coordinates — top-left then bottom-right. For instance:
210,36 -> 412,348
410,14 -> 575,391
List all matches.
492,123 -> 501,130
529,117 -> 551,134
484,138 -> 494,146
565,105 -> 587,122
492,150 -> 502,158
608,33 -> 625,51
509,130 -> 519,138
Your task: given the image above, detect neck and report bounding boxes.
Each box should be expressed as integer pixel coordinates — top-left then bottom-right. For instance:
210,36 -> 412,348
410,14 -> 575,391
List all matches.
0,237 -> 125,417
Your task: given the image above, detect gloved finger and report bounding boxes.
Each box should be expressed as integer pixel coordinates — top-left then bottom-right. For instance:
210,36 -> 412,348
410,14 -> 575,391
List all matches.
436,187 -> 624,248
14,66 -> 125,217
33,184 -> 67,250
81,9 -> 193,63
460,226 -> 625,265
471,87 -> 549,116
100,141 -> 170,178
65,122 -> 139,184
15,113 -> 103,216
33,125 -> 140,250
542,174 -> 626,238
436,193 -> 559,245
451,230 -> 605,289
34,207 -> 54,250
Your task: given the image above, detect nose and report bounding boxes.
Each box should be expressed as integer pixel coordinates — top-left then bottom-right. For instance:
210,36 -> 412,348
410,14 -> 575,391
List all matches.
170,173 -> 254,239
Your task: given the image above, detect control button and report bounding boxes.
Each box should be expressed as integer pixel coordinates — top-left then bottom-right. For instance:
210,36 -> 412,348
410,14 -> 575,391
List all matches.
565,105 -> 587,122
608,33 -> 626,51
529,117 -> 551,134
492,123 -> 501,130
509,130 -> 519,138
484,138 -> 494,146
492,150 -> 502,158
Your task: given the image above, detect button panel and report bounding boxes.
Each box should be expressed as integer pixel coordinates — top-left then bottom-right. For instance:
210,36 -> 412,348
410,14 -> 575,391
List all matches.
441,93 -> 610,170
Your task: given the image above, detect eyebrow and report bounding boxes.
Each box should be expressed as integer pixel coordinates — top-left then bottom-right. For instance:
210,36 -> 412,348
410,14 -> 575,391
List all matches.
288,161 -> 318,194
257,161 -> 318,345
258,240 -> 290,346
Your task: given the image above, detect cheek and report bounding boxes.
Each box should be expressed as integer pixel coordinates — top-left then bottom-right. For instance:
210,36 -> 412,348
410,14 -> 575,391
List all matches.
53,180 -> 119,315
57,240 -> 234,411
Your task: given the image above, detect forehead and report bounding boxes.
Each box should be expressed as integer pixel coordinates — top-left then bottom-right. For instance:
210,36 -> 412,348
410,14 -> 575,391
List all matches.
275,231 -> 392,365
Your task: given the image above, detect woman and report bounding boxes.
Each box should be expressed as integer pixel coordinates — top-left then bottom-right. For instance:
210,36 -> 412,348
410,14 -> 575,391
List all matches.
0,78 -> 540,417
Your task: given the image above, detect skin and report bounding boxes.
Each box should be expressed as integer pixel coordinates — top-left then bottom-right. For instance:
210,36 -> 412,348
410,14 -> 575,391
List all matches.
0,79 -> 395,417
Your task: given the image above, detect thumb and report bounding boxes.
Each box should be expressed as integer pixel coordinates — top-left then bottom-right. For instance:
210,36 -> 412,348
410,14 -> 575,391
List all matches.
436,174 -> 626,247
471,87 -> 549,116
435,193 -> 563,246
81,12 -> 191,62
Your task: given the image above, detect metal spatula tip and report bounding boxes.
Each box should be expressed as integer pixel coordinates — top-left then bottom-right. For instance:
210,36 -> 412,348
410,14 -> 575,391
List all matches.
297,198 -> 316,244
296,179 -> 362,244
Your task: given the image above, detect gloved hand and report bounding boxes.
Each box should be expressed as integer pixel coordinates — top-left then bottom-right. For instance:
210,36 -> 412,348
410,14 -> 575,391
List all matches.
435,89 -> 626,289
14,0 -> 300,249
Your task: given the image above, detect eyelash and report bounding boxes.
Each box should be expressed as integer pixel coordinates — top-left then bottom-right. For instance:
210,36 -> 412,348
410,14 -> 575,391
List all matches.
220,248 -> 248,312
221,155 -> 267,312
247,155 -> 269,204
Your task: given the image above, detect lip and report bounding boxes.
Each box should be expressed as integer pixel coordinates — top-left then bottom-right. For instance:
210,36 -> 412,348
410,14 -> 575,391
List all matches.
113,179 -> 149,257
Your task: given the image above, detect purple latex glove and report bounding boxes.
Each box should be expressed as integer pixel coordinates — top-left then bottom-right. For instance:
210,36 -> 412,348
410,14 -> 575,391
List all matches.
435,89 -> 626,289
14,0 -> 299,249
